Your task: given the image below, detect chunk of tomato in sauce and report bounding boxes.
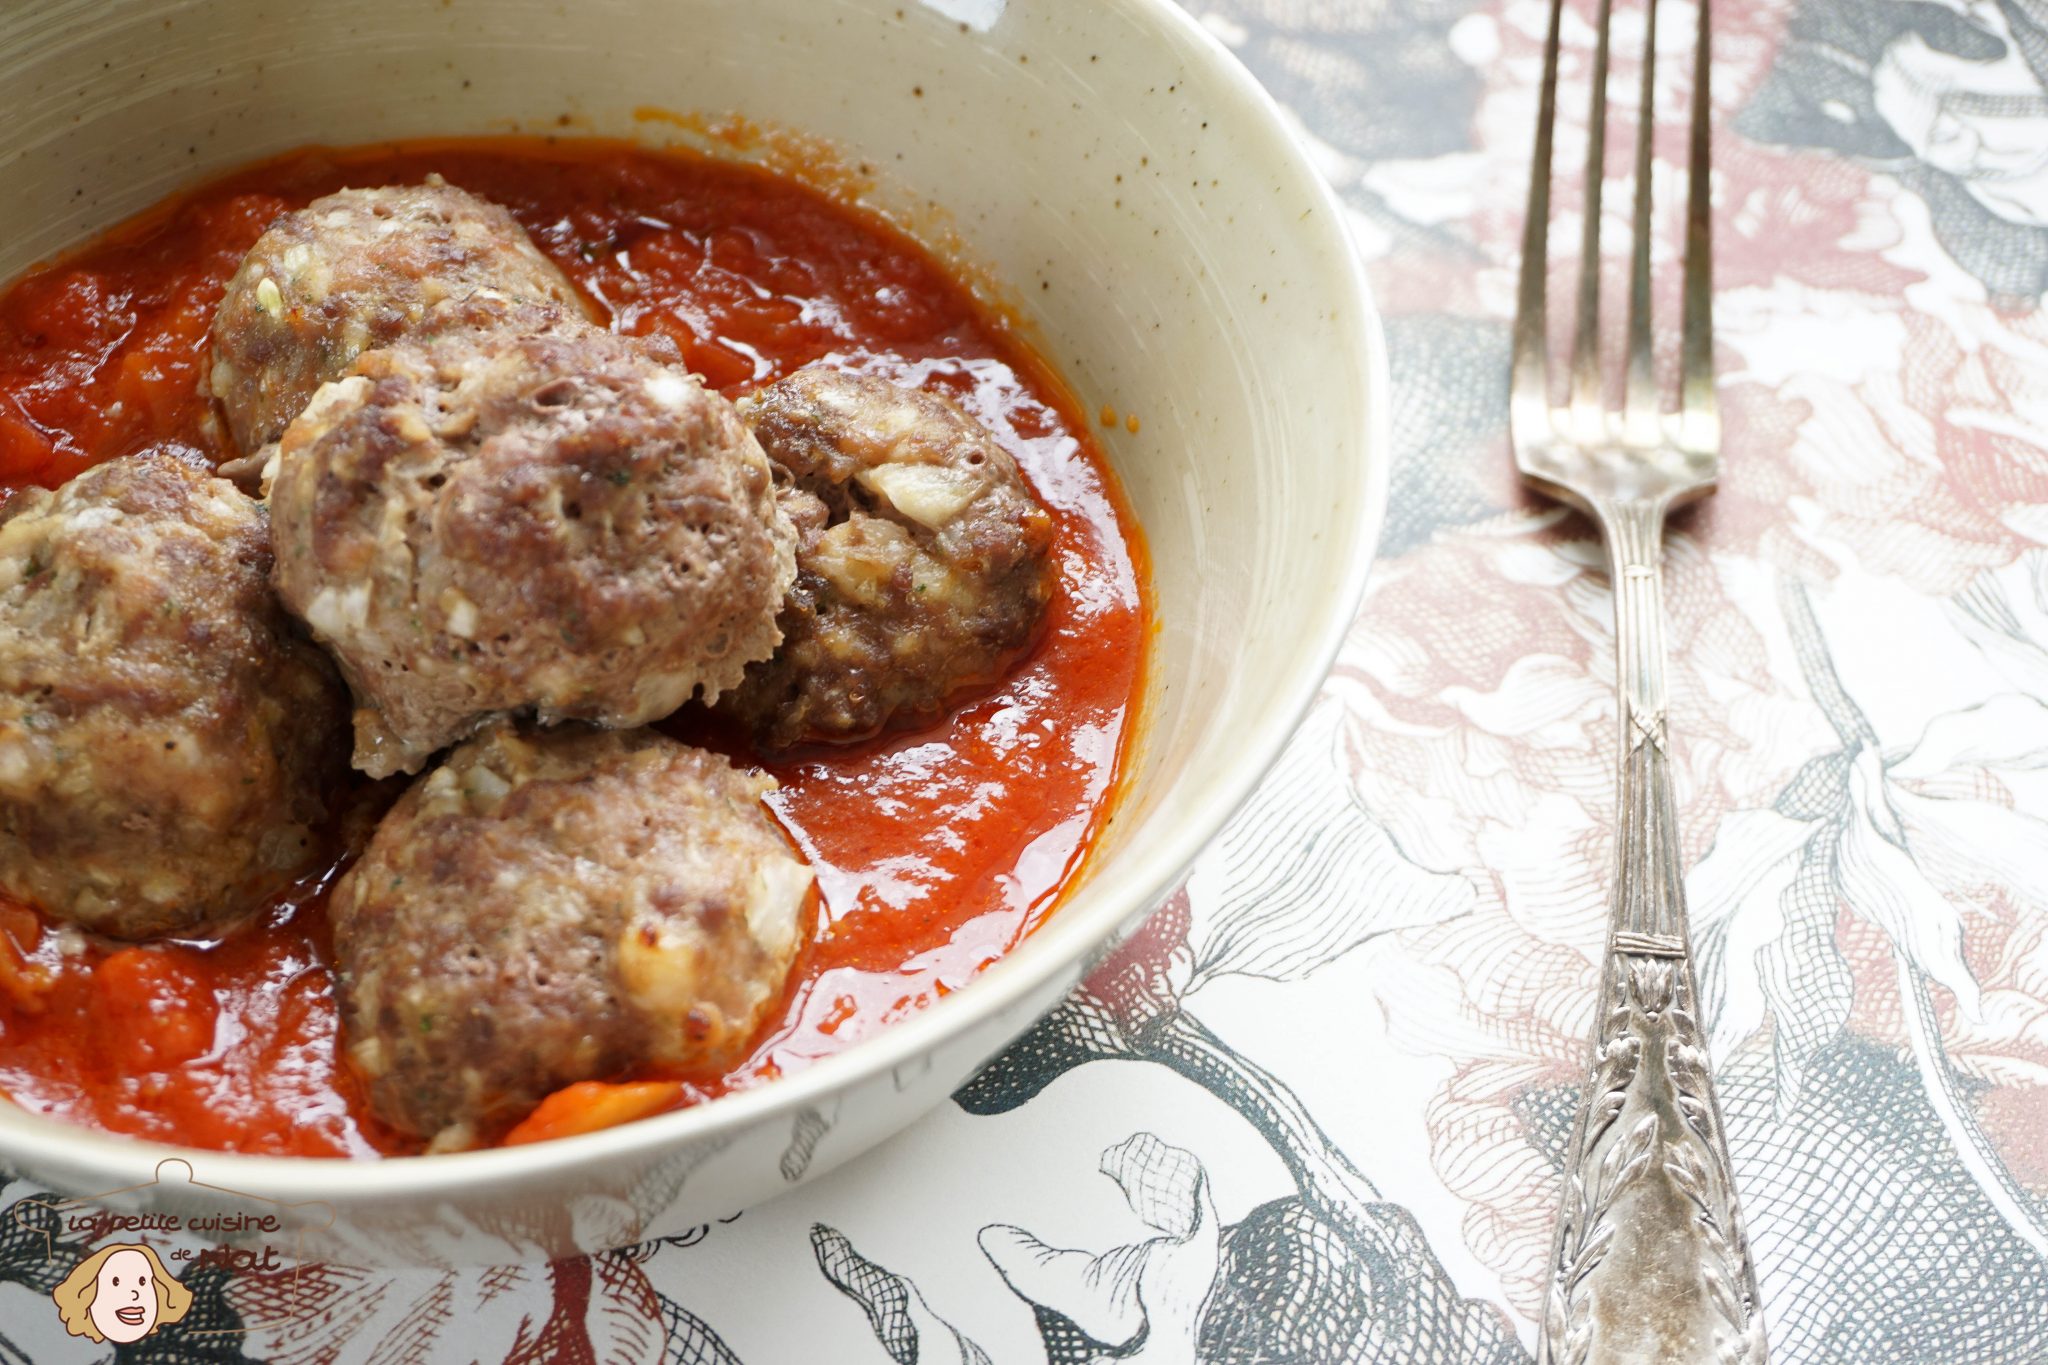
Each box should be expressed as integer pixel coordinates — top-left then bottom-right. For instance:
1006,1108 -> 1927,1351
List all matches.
501,1080 -> 689,1147
91,947 -> 220,1073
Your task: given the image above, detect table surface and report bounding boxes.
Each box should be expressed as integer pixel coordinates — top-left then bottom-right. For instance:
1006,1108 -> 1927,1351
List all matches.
8,0 -> 2048,1360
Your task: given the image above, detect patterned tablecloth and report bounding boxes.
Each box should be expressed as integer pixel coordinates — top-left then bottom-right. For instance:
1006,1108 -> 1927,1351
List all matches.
8,0 -> 2048,1360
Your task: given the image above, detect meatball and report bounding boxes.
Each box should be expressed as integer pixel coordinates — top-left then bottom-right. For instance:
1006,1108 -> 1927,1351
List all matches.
718,368 -> 1057,748
208,177 -> 588,454
0,449 -> 350,940
268,325 -> 798,778
331,724 -> 813,1147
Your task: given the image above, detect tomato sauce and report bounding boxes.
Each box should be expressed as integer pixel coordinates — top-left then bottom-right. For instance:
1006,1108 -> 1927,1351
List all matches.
0,139 -> 1146,1157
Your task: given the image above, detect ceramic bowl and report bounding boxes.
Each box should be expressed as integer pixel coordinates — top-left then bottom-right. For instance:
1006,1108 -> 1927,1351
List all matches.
0,0 -> 1386,1264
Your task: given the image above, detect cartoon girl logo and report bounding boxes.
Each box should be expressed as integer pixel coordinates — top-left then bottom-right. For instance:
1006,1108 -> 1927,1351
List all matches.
50,1242 -> 193,1345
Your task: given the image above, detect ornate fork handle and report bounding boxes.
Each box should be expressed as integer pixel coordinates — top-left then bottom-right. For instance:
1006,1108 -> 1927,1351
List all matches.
1538,497 -> 1766,1365
1511,0 -> 1767,1355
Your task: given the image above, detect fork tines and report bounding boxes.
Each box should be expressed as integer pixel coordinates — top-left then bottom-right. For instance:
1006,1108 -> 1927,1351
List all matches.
1511,0 -> 1715,465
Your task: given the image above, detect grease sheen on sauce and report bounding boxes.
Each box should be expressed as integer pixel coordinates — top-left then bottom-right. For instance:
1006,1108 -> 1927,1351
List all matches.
0,140 -> 1146,1157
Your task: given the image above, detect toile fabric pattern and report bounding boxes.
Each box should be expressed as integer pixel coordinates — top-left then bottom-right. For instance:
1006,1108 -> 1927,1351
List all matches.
6,0 -> 2048,1359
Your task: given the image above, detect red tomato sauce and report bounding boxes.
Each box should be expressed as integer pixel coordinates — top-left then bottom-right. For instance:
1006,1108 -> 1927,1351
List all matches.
0,139 -> 1147,1157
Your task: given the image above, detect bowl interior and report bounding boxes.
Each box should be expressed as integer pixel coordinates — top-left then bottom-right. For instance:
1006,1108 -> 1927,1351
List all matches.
0,0 -> 1385,1202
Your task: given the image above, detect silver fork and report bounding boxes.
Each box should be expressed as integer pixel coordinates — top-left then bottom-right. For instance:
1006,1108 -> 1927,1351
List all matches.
1512,0 -> 1767,1362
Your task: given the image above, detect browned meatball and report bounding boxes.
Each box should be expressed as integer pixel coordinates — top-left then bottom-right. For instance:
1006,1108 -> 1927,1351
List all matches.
331,724 -> 814,1148
268,325 -> 798,778
0,449 -> 350,940
719,368 -> 1057,748
207,177 -> 588,454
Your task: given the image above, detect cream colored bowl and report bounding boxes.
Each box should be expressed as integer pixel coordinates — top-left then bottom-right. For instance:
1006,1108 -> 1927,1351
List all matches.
0,0 -> 1386,1264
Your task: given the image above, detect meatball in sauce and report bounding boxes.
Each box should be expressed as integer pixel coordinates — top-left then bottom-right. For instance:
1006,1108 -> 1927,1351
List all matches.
0,142 -> 1144,1159
721,367 -> 1057,748
0,449 -> 350,940
268,321 -> 797,778
332,724 -> 813,1149
207,176 -> 589,456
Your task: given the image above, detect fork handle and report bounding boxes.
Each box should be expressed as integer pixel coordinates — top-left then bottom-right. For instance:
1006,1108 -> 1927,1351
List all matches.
1537,498 -> 1768,1365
